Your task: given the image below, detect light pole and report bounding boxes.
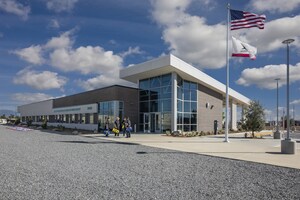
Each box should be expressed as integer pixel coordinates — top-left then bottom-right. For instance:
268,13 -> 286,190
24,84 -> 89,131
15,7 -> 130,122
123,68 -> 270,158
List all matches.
281,38 -> 296,154
282,39 -> 294,140
274,78 -> 281,139
282,109 -> 285,131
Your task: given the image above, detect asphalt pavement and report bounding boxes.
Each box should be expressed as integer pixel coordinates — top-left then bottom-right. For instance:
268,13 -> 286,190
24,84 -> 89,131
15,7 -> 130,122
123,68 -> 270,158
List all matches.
1,125 -> 300,200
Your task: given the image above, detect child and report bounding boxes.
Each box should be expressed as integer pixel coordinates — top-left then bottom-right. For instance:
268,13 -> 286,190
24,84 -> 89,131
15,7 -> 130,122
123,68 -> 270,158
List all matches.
104,117 -> 110,137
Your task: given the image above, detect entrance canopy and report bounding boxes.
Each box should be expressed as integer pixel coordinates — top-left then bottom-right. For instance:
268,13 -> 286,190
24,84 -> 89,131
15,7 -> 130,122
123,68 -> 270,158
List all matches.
120,54 -> 250,106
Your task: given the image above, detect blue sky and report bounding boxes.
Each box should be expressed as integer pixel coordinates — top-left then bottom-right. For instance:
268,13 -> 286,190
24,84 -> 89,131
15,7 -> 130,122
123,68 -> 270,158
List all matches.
0,0 -> 299,120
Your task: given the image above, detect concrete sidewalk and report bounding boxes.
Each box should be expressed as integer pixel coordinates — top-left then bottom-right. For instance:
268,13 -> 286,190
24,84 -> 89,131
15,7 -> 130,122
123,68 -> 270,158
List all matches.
83,133 -> 300,169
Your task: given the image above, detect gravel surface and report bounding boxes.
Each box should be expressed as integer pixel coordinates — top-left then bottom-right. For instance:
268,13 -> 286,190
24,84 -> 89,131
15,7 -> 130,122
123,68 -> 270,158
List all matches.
0,125 -> 300,200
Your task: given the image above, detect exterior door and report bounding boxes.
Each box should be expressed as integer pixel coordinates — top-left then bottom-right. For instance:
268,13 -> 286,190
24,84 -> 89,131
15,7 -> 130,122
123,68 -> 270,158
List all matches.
150,113 -> 161,133
144,113 -> 161,133
144,113 -> 150,133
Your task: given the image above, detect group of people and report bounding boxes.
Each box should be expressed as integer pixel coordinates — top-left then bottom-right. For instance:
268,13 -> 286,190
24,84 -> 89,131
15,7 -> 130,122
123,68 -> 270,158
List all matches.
104,116 -> 132,138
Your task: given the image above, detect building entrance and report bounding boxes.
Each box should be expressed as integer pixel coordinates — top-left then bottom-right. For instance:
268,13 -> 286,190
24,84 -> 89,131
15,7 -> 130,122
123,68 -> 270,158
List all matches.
143,113 -> 161,133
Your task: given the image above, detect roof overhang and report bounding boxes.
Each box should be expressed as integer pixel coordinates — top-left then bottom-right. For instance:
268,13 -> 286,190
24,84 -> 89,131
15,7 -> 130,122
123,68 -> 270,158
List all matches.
120,54 -> 250,106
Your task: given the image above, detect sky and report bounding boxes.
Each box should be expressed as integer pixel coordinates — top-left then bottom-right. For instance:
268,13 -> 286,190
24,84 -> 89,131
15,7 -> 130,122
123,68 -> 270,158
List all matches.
0,0 -> 299,121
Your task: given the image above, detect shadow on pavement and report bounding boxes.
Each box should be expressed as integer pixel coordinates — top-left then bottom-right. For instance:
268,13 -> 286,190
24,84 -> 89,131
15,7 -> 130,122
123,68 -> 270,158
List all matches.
136,151 -> 271,155
57,140 -> 139,145
266,152 -> 283,155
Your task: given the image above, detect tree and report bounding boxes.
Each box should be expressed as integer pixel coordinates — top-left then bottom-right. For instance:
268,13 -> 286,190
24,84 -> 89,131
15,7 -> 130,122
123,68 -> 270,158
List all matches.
242,100 -> 265,138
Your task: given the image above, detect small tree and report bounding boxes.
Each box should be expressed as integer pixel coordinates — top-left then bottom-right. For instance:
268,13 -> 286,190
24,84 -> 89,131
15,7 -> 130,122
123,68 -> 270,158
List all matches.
242,100 -> 265,138
14,118 -> 20,125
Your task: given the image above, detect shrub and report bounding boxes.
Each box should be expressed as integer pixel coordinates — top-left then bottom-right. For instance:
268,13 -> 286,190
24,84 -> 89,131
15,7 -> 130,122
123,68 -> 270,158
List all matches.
41,119 -> 47,129
26,120 -> 32,127
57,125 -> 65,131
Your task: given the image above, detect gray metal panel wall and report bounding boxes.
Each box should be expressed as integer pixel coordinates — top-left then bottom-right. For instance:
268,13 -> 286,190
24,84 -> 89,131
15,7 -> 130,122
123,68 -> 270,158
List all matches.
53,85 -> 139,130
197,84 -> 223,132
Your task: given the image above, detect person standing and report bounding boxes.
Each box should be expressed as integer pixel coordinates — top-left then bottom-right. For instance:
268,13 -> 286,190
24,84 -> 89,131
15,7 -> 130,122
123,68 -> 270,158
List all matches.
121,117 -> 127,136
114,117 -> 120,136
125,117 -> 132,138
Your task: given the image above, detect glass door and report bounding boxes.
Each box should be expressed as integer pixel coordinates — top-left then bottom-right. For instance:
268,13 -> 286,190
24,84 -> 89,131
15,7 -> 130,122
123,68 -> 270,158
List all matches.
144,113 -> 150,133
155,113 -> 161,133
144,113 -> 161,133
150,113 -> 161,133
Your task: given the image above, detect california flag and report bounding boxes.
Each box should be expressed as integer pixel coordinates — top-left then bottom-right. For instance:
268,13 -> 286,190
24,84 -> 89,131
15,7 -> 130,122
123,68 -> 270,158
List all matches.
232,36 -> 257,60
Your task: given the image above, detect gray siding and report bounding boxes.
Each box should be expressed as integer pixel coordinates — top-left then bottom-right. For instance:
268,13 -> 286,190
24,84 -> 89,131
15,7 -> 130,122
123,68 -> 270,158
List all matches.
198,84 -> 223,132
53,85 -> 139,130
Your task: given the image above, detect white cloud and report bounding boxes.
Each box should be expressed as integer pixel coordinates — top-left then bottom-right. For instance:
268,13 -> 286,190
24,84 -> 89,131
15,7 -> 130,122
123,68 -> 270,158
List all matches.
11,93 -> 53,104
291,99 -> 300,105
264,109 -> 273,120
0,0 -> 30,20
77,73 -> 136,91
45,31 -> 73,49
13,68 -> 67,90
264,109 -> 272,115
12,29 -> 138,91
46,0 -> 79,13
48,19 -> 60,29
151,0 -> 300,69
46,30 -> 130,89
151,0 -> 191,26
249,0 -> 300,13
120,46 -> 144,58
50,46 -> 123,74
13,45 -> 44,65
240,16 -> 300,53
236,63 -> 300,89
151,0 -> 228,69
109,40 -> 117,45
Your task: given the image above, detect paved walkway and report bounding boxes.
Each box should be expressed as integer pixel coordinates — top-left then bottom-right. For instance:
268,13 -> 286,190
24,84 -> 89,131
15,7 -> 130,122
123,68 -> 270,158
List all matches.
83,132 -> 300,169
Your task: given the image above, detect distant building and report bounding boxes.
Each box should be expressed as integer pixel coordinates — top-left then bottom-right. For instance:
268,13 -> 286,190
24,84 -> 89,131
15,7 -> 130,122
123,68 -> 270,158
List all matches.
18,55 -> 250,133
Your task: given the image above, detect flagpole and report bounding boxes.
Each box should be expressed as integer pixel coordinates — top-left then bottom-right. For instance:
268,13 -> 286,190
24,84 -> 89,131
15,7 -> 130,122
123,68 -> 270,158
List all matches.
225,3 -> 230,142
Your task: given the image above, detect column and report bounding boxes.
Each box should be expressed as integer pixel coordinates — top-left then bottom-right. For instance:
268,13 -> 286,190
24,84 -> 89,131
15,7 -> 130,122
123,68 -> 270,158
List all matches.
171,72 -> 177,132
230,102 -> 237,130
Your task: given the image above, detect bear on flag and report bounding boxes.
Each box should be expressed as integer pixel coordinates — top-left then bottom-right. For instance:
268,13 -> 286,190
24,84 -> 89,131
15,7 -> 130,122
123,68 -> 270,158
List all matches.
231,37 -> 257,60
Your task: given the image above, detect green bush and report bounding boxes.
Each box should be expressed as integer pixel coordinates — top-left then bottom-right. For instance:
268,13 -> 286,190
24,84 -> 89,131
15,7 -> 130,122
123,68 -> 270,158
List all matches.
26,120 -> 32,127
41,119 -> 47,129
14,118 -> 21,125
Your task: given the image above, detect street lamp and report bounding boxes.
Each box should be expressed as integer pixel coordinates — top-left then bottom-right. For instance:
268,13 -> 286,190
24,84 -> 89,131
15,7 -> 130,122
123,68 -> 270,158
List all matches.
282,39 -> 294,140
274,78 -> 281,139
281,38 -> 296,154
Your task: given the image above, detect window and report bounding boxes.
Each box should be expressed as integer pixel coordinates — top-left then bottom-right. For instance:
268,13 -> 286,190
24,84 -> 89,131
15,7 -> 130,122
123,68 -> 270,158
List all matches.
90,114 -> 94,124
177,76 -> 198,131
150,77 -> 161,88
139,74 -> 172,132
140,79 -> 150,90
99,101 -> 124,129
140,102 -> 149,112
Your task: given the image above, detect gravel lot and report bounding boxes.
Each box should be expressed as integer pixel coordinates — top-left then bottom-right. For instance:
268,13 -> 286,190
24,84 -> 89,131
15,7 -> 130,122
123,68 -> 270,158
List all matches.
1,125 -> 300,200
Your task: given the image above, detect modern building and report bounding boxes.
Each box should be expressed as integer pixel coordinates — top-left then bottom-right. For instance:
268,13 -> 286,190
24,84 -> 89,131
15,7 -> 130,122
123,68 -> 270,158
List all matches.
18,85 -> 139,131
18,54 -> 250,133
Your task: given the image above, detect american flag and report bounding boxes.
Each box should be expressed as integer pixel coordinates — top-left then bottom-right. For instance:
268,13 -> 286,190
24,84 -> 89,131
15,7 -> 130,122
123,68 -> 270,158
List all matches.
230,9 -> 266,31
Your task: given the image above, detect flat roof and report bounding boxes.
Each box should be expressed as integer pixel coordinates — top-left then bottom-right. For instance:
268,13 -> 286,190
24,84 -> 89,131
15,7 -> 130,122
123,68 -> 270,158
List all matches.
120,54 -> 250,105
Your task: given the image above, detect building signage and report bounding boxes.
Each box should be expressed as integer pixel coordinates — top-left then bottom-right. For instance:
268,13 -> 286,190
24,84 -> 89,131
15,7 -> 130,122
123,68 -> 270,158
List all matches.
53,103 -> 97,114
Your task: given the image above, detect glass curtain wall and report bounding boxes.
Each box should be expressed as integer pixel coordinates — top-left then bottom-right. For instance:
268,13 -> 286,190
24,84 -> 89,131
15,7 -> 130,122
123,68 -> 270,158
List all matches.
98,101 -> 124,130
177,76 -> 198,131
139,73 -> 172,132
